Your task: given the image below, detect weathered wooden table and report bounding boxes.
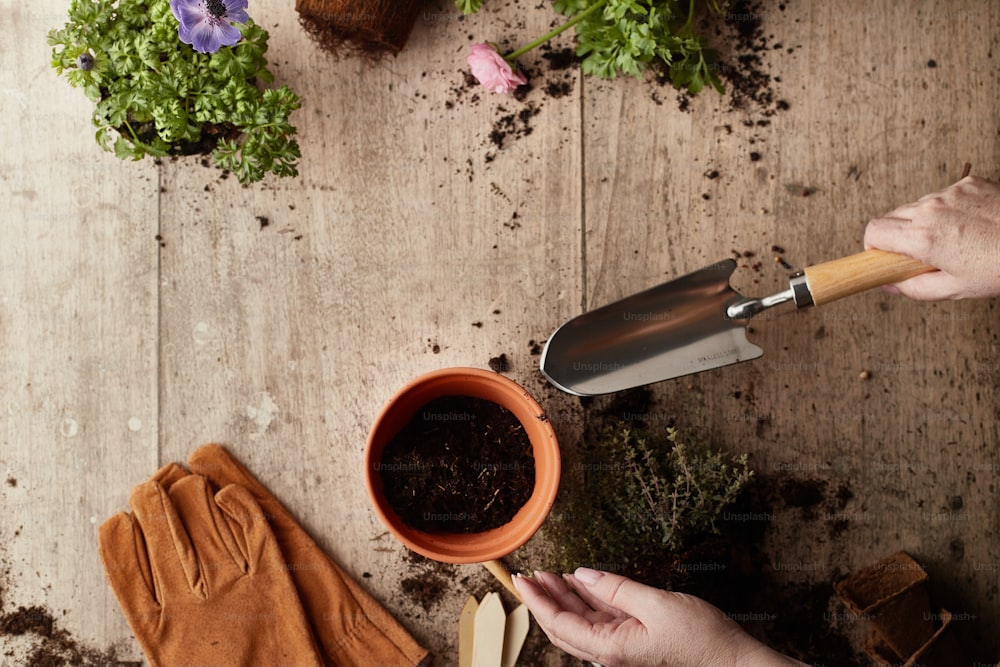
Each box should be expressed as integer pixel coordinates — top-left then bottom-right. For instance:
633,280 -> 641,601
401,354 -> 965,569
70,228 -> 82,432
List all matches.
2,0 -> 998,664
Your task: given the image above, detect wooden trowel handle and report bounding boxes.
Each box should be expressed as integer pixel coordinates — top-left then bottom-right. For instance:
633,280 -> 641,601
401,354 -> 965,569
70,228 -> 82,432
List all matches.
802,249 -> 934,306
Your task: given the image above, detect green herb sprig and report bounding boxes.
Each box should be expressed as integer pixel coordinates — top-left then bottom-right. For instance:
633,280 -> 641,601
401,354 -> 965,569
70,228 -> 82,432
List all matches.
459,0 -> 727,94
48,0 -> 301,184
519,422 -> 753,585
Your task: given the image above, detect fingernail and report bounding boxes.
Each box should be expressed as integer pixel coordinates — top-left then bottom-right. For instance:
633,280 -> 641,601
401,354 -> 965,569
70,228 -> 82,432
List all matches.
574,567 -> 603,585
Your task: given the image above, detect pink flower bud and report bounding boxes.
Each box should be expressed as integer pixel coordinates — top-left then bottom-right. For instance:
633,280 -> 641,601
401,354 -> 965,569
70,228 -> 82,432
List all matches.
467,43 -> 527,94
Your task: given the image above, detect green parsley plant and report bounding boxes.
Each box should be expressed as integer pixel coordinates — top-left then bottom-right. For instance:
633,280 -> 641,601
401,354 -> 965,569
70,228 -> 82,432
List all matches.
459,0 -> 727,94
48,0 -> 301,184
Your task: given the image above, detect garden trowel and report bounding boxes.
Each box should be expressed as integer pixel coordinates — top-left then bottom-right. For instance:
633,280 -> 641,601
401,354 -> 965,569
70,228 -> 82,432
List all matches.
540,249 -> 933,396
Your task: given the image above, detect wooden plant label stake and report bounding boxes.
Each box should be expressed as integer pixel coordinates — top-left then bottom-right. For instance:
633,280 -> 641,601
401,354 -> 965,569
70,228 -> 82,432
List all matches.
459,595 -> 479,667
472,592 -> 506,667
501,603 -> 529,667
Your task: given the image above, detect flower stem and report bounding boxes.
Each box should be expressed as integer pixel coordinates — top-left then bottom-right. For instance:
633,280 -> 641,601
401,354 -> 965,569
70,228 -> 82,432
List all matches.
504,0 -> 607,63
678,0 -> 696,36
123,118 -> 141,144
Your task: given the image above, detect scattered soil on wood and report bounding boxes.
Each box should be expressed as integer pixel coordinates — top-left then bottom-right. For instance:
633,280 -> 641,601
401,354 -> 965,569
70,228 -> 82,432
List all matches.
0,588 -> 135,666
486,101 -> 541,162
380,395 -> 535,533
445,40 -> 575,164
482,44 -> 576,159
398,552 -> 472,615
539,46 -> 578,99
710,0 -> 788,115
487,354 -> 510,373
400,572 -> 450,613
0,491 -> 137,666
446,2 -> 791,163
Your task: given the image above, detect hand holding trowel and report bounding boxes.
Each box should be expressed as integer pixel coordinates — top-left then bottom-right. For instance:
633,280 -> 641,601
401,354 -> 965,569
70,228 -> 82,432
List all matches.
541,249 -> 933,396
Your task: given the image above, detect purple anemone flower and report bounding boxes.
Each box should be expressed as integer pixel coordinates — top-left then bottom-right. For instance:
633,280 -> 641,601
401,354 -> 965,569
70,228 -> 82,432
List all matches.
169,0 -> 250,54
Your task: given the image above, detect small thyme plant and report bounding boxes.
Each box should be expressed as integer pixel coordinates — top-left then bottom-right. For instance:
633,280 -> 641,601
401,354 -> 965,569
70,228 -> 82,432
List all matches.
523,422 -> 753,582
48,0 -> 301,184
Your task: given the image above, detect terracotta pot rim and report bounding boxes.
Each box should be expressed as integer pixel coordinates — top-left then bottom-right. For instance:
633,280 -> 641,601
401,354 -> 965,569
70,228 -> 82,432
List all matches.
364,367 -> 561,564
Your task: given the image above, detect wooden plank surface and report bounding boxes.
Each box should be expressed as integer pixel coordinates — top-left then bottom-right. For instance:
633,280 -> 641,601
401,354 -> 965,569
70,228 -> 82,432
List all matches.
582,1 -> 1000,662
0,2 -> 160,660
2,0 -> 998,664
154,1 -> 583,661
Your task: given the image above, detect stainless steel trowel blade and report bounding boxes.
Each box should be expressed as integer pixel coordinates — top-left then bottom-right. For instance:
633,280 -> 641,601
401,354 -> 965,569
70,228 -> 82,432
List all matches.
540,259 -> 763,396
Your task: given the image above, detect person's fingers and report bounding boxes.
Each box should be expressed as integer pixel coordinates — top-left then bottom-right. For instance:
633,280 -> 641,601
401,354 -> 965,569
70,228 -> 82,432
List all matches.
511,575 -> 561,632
530,571 -> 596,618
566,571 -> 713,627
512,574 -> 621,664
512,573 -> 577,619
884,271 -> 964,301
567,567 -> 672,622
562,573 -> 626,618
511,576 -> 591,658
880,200 -> 921,219
863,216 -> 909,250
863,215 -> 938,263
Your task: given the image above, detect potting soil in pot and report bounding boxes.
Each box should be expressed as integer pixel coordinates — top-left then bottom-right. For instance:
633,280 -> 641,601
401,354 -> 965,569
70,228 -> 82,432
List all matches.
379,396 -> 535,533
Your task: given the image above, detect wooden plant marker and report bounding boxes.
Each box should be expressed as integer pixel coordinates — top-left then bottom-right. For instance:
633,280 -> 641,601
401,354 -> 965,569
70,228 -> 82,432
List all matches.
459,595 -> 479,667
462,592 -> 530,667
501,603 -> 529,667
471,592 -> 506,667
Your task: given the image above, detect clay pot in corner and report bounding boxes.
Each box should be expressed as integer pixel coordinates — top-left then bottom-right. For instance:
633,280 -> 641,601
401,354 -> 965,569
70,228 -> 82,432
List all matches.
834,551 -> 937,659
364,367 -> 561,565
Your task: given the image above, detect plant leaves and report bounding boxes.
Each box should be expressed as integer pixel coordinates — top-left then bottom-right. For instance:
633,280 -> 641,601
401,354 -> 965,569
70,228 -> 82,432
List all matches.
49,0 -> 300,183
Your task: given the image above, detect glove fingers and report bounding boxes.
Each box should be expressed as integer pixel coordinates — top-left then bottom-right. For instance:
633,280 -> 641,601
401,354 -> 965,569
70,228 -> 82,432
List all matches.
190,444 -> 429,665
188,445 -> 266,500
213,483 -> 279,573
189,445 -> 305,554
129,480 -> 201,601
149,462 -> 189,490
167,475 -> 248,590
98,512 -> 158,631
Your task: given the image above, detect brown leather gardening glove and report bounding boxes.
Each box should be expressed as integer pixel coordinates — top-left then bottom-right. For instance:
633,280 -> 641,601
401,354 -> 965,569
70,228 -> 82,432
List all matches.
181,444 -> 429,667
99,473 -> 323,666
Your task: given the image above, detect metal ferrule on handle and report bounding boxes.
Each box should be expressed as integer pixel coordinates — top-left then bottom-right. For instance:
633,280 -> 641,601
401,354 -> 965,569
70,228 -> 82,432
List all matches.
789,271 -> 813,307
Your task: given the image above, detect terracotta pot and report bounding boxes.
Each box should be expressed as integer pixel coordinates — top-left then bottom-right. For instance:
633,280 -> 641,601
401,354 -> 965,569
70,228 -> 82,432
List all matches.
365,368 -> 561,567
834,551 -> 937,659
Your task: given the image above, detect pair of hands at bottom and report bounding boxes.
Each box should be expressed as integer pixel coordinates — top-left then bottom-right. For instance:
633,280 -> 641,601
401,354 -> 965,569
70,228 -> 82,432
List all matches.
508,178 -> 1000,666
512,568 -> 804,667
